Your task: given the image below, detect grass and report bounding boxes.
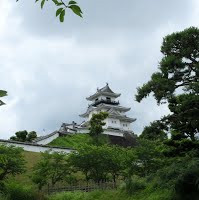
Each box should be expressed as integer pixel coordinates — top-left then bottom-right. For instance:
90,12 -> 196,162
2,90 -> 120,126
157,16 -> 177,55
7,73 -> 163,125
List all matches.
48,134 -> 93,148
47,189 -> 173,200
9,151 -> 41,185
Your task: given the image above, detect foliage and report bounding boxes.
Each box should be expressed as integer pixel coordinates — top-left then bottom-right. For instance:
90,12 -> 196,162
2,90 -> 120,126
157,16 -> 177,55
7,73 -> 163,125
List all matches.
164,138 -> 199,157
136,26 -> 199,104
47,189 -> 173,200
10,130 -> 37,142
140,121 -> 167,141
48,190 -> 126,200
3,181 -> 37,200
32,151 -> 71,189
16,0 -> 83,22
0,145 -> 26,182
136,27 -> 199,141
164,94 -> 199,141
123,176 -> 147,195
126,139 -> 166,177
69,144 -> 126,183
89,112 -> 109,145
0,90 -> 7,107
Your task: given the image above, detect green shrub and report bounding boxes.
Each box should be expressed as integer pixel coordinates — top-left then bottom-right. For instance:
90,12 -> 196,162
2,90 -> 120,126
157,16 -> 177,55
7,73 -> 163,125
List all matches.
123,176 -> 147,195
48,192 -> 84,200
0,194 -> 8,200
4,181 -> 37,200
174,167 -> 199,200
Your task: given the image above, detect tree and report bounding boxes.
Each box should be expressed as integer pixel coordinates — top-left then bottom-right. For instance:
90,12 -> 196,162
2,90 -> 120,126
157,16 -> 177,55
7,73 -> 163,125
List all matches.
26,131 -> 37,142
0,145 -> 26,181
89,112 -> 109,145
32,151 -> 71,189
10,130 -> 37,142
69,144 -> 126,184
136,27 -> 199,141
0,90 -> 7,107
16,0 -> 83,22
164,94 -> 199,141
140,121 -> 168,141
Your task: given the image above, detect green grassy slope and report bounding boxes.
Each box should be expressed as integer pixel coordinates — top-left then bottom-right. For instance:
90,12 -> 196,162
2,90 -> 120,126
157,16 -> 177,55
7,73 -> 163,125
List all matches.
9,151 -> 41,185
48,134 -> 93,148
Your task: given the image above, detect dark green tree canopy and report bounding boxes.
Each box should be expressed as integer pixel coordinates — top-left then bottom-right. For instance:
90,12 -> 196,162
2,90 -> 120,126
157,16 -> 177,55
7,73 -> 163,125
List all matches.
32,151 -> 71,189
140,121 -> 168,141
164,94 -> 199,141
136,27 -> 199,141
10,130 -> 37,142
136,27 -> 199,104
0,145 -> 26,181
89,112 -> 109,145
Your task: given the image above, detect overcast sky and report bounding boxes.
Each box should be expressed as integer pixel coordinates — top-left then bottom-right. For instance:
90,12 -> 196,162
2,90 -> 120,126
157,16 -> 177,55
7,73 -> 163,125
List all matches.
0,0 -> 199,139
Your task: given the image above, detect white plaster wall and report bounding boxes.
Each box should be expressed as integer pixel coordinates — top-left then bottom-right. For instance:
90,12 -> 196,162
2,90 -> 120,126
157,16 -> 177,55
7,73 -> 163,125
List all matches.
77,128 -> 89,133
106,118 -> 120,129
36,132 -> 59,145
120,121 -> 131,131
88,110 -> 98,120
0,141 -> 72,153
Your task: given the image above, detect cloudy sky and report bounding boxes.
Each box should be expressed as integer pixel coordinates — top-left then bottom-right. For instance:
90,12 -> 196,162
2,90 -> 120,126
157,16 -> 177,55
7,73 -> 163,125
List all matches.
0,0 -> 199,139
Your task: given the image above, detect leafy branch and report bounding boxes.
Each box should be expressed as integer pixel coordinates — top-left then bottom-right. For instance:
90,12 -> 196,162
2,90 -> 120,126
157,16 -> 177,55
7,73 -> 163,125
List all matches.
16,0 -> 83,22
0,90 -> 7,106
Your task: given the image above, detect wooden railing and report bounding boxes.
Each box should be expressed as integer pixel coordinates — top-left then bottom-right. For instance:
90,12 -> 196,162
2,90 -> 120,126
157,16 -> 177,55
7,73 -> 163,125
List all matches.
44,181 -> 118,194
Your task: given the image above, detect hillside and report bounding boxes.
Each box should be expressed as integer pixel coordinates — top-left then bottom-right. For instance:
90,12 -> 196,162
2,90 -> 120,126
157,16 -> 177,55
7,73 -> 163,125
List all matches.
9,151 -> 41,185
48,133 -> 93,148
48,133 -> 137,148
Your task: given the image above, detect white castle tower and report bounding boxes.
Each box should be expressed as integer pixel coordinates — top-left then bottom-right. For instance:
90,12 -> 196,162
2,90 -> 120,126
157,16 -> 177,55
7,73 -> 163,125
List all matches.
79,83 -> 136,137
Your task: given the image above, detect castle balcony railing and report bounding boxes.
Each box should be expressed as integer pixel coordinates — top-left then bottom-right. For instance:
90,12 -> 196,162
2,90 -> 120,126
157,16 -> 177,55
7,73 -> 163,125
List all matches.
89,99 -> 119,107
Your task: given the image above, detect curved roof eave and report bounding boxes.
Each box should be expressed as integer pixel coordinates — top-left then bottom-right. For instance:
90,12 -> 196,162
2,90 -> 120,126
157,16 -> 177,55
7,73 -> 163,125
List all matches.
96,104 -> 131,112
86,92 -> 121,101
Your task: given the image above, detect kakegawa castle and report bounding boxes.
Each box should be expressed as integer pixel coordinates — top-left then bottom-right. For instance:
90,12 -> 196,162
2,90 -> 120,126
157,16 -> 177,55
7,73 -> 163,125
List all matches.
1,84 -> 136,153
59,83 -> 136,137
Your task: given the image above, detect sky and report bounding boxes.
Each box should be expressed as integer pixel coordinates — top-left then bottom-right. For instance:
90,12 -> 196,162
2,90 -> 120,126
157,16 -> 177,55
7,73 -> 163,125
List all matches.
0,0 -> 199,139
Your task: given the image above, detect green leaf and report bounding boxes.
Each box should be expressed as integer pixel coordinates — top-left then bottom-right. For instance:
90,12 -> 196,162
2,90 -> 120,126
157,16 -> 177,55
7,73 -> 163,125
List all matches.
59,9 -> 65,22
35,0 -> 40,2
0,100 -> 5,106
52,0 -> 63,6
0,90 -> 7,97
69,5 -> 82,17
41,0 -> 45,9
68,1 -> 77,5
52,0 -> 58,4
56,8 -> 63,17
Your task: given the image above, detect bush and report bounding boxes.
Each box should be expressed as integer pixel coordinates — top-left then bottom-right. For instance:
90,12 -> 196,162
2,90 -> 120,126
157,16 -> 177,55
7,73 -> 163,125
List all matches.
174,167 -> 199,200
4,181 -> 37,200
123,176 -> 147,195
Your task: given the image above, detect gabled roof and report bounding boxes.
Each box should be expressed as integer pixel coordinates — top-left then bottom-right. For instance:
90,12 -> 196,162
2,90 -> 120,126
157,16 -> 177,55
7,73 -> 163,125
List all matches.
99,84 -> 114,93
108,108 -> 121,116
86,83 -> 121,101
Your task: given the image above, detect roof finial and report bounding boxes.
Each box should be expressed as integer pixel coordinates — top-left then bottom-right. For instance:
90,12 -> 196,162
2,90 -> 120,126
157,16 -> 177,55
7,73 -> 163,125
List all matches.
106,82 -> 109,86
97,87 -> 99,91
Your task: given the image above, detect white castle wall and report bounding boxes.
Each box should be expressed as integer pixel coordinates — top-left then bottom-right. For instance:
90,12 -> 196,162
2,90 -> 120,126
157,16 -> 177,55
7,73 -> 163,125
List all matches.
36,132 -> 59,145
0,140 -> 73,153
